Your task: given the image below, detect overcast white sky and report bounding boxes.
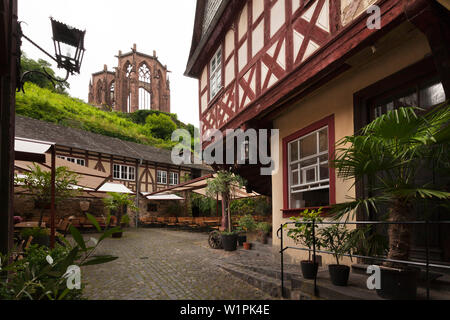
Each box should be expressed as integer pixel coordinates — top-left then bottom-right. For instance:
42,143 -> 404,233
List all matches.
18,0 -> 200,127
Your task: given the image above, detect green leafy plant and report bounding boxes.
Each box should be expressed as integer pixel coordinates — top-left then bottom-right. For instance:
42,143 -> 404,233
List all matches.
237,214 -> 257,233
331,105 -> 450,267
348,225 -> 389,258
120,214 -> 131,226
21,53 -> 70,94
0,220 -> 120,300
15,164 -> 80,228
103,192 -> 138,230
319,224 -> 354,265
286,209 -> 323,261
221,231 -> 237,236
256,222 -> 272,234
145,113 -> 177,140
191,193 -> 215,216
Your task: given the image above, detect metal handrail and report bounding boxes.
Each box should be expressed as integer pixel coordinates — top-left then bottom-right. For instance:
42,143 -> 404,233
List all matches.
278,220 -> 450,300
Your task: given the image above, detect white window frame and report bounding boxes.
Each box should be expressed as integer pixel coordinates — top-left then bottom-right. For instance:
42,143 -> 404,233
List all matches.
169,172 -> 179,186
157,170 -> 168,185
288,126 -> 330,208
209,47 -> 222,100
57,156 -> 86,167
113,164 -> 136,181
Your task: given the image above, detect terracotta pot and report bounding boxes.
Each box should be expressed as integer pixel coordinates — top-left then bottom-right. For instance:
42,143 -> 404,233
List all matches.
243,242 -> 252,250
237,235 -> 247,246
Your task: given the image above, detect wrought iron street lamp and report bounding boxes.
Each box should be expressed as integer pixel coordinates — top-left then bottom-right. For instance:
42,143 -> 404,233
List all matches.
16,17 -> 85,248
50,18 -> 85,75
17,17 -> 86,92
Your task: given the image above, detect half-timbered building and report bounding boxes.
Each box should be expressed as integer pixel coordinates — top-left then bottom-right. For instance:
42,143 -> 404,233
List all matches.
14,116 -> 212,220
185,0 -> 450,264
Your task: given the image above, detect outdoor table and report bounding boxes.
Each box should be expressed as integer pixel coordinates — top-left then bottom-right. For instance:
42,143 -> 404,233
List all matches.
14,221 -> 46,229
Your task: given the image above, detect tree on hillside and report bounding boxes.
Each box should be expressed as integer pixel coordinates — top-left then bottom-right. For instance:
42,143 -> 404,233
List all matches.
21,53 -> 70,94
145,113 -> 177,140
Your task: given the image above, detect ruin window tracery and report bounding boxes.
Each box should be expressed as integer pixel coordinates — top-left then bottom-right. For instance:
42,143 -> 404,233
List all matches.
110,82 -> 115,107
96,80 -> 103,104
139,64 -> 152,110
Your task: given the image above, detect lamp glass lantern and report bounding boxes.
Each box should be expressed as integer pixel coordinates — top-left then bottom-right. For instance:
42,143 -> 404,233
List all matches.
50,18 -> 86,75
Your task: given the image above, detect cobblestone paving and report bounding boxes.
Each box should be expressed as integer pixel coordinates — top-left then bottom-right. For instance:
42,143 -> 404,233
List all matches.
81,228 -> 273,300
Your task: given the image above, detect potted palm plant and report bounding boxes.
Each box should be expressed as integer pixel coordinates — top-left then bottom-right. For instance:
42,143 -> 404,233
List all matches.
319,224 -> 354,286
332,106 -> 450,299
287,209 -> 323,279
205,170 -> 246,250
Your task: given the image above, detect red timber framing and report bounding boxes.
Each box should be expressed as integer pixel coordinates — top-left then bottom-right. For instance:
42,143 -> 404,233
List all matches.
281,115 -> 336,218
188,0 -> 415,148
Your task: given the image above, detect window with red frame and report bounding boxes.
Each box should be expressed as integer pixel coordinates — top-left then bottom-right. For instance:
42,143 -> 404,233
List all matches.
284,116 -> 335,211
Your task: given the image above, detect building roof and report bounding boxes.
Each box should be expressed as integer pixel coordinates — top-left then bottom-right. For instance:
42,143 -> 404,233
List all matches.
15,116 -> 211,171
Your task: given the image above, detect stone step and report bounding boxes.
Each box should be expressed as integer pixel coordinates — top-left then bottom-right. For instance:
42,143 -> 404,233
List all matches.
220,263 -> 289,299
227,262 -> 301,282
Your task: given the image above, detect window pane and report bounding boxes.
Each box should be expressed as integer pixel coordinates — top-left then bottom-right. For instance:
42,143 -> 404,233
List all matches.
300,133 -> 317,158
290,189 -> 329,208
305,168 -> 316,183
319,129 -> 328,153
420,82 -> 446,109
300,158 -> 316,168
320,164 -> 329,180
291,170 -> 299,186
290,141 -> 299,162
396,91 -> 418,108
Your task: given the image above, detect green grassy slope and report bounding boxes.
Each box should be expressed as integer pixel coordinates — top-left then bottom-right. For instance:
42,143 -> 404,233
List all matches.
15,83 -> 187,150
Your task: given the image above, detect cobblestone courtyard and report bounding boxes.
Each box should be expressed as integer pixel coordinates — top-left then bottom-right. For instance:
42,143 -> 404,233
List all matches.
81,228 -> 273,300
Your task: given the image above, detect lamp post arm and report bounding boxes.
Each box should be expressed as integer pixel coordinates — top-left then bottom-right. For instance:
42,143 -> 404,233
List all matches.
17,68 -> 70,93
21,33 -> 59,65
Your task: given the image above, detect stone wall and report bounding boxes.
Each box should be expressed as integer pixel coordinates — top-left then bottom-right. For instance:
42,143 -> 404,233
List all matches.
14,194 -> 108,221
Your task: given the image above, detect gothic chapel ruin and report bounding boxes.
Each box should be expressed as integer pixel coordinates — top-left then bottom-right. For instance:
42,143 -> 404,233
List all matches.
89,44 -> 171,113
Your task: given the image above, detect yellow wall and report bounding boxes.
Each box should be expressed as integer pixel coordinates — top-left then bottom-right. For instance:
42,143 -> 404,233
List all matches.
271,25 -> 431,265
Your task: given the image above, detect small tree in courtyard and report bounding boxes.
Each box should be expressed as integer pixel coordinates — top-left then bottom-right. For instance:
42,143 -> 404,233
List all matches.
206,171 -> 245,232
16,164 -> 80,227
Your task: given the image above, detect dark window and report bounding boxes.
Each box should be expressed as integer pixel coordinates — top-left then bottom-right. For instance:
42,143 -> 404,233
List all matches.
369,77 -> 446,121
147,203 -> 157,212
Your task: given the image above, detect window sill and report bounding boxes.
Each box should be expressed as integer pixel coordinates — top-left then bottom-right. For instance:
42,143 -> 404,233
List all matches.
282,206 -> 332,219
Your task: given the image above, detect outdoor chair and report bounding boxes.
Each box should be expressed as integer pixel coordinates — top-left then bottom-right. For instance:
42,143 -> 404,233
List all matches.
167,217 -> 178,227
155,217 -> 166,226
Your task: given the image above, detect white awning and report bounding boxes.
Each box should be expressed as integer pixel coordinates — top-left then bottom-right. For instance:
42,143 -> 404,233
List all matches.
146,193 -> 184,201
15,137 -> 54,154
97,182 -> 134,194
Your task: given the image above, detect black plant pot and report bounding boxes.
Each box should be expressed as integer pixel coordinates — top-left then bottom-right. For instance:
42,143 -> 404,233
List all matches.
328,265 -> 350,286
376,267 -> 419,300
301,260 -> 319,280
221,234 -> 238,252
237,235 -> 247,246
112,232 -> 123,239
